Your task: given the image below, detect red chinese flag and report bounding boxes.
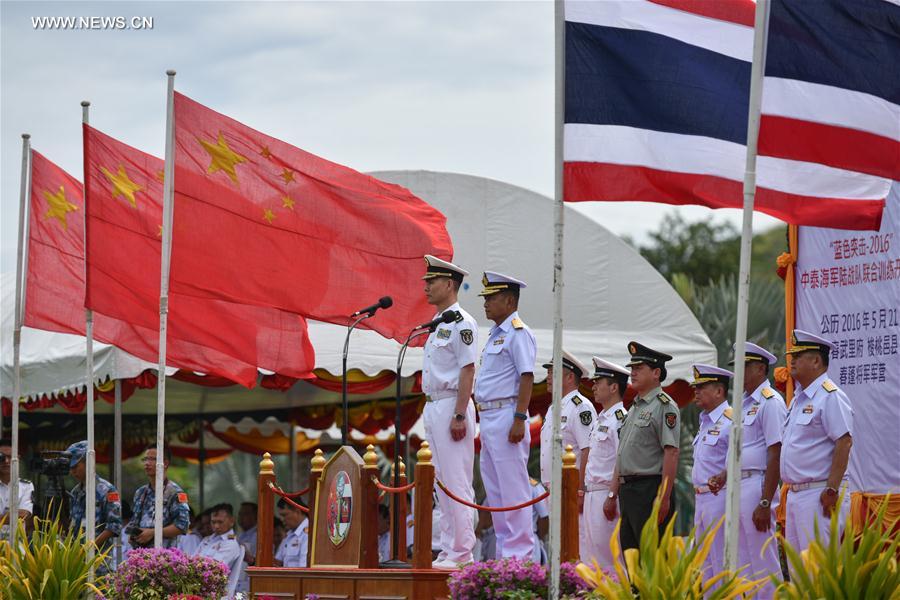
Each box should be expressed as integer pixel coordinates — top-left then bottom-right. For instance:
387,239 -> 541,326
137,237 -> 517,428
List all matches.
25,151 -> 258,386
82,125 -> 316,386
170,92 -> 453,343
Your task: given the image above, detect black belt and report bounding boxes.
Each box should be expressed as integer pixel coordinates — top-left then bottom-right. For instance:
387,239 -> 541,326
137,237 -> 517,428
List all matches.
619,474 -> 662,485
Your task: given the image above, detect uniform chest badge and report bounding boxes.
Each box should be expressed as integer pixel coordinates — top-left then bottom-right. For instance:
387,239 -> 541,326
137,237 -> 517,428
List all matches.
436,328 -> 451,340
640,410 -> 652,420
802,405 -> 814,414
560,416 -> 567,423
598,425 -> 609,433
493,338 -> 505,346
747,406 -> 759,417
709,428 -> 720,436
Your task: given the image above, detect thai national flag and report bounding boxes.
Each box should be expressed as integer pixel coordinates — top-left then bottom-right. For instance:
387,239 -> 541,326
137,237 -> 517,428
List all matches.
563,0 -> 898,231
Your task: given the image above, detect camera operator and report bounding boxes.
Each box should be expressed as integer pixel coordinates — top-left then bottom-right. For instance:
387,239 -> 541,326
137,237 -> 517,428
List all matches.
0,439 -> 34,536
66,441 -> 122,573
126,444 -> 190,548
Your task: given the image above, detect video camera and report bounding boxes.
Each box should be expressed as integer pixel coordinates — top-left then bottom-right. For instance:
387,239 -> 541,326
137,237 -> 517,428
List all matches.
29,450 -> 71,477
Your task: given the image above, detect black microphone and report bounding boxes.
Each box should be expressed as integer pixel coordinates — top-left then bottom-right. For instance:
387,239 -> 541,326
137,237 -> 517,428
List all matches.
351,296 -> 393,318
416,310 -> 459,332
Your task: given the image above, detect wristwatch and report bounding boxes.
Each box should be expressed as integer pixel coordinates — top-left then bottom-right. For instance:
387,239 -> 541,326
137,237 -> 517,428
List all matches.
823,486 -> 839,496
513,411 -> 528,421
607,491 -> 617,500
758,499 -> 770,508
453,413 -> 466,421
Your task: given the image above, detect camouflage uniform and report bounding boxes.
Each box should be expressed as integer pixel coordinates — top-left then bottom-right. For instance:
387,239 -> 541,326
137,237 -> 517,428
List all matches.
128,480 -> 191,549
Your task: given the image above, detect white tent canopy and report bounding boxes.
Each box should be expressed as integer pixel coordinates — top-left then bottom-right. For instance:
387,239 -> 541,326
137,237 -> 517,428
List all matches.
2,171 -> 715,412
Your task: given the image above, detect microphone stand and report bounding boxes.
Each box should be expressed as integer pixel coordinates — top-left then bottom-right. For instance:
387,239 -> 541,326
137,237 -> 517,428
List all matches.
342,313 -> 374,445
382,326 -> 430,568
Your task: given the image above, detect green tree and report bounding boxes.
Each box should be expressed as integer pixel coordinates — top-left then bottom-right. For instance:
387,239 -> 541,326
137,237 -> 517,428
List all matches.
639,214 -> 742,286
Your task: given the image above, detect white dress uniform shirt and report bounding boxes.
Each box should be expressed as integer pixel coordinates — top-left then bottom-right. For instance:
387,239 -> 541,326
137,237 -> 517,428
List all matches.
540,390 -> 596,486
474,311 -> 537,402
582,401 -> 626,569
781,372 -> 853,484
692,400 -> 732,580
422,302 -> 478,397
584,401 -> 626,487
0,479 -> 34,538
781,372 -> 853,554
736,380 -> 787,597
0,479 -> 35,516
275,518 -> 309,568
196,528 -> 242,566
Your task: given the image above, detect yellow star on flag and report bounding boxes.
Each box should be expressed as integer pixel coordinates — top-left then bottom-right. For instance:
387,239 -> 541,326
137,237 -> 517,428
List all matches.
100,164 -> 143,208
157,224 -> 164,238
279,168 -> 295,184
263,208 -> 276,224
156,170 -> 165,183
282,195 -> 295,210
198,132 -> 247,186
42,185 -> 78,229
259,145 -> 273,159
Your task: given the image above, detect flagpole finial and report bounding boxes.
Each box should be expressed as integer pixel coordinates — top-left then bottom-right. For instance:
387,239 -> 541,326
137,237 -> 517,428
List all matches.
21,133 -> 29,140
166,69 -> 176,76
81,100 -> 90,107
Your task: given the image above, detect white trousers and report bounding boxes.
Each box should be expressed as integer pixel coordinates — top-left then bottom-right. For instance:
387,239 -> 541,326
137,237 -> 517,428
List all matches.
736,474 -> 781,599
423,396 -> 477,564
785,485 -> 850,556
582,486 -> 619,571
694,491 -> 726,582
479,404 -> 535,559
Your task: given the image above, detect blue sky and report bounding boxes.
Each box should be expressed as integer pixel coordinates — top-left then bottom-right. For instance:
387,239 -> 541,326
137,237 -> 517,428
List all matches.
0,0 -> 780,275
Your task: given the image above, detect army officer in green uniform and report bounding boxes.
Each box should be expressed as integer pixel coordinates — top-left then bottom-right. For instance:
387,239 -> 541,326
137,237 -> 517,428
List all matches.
604,342 -> 680,552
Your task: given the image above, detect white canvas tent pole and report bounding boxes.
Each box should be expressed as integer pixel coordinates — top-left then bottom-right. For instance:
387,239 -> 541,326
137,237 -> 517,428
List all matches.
9,132 -> 31,547
549,0 -> 566,597
724,0 -> 770,572
155,69 -> 177,548
81,100 -> 98,585
114,379 -> 123,566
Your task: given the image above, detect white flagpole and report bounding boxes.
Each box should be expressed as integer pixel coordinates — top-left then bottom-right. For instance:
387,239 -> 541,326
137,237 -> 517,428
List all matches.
81,100 -> 98,585
724,0 -> 770,572
10,132 -> 31,548
155,69 -> 177,548
113,379 -> 123,566
549,0 -> 566,597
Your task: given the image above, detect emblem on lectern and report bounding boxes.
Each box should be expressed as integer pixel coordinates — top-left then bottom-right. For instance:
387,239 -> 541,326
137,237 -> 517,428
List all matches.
327,470 -> 353,547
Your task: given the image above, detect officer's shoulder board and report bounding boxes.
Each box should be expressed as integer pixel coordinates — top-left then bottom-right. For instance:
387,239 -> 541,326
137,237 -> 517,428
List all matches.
822,379 -> 838,393
761,387 -> 775,400
572,396 -> 583,406
656,392 -> 672,404
177,492 -> 189,504
511,317 -> 525,330
107,491 -> 120,503
722,407 -> 733,421
20,478 -> 32,485
454,311 -> 464,323
614,409 -> 626,422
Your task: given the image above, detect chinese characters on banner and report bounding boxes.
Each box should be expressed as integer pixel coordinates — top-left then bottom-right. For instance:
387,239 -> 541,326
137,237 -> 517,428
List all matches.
796,185 -> 900,494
